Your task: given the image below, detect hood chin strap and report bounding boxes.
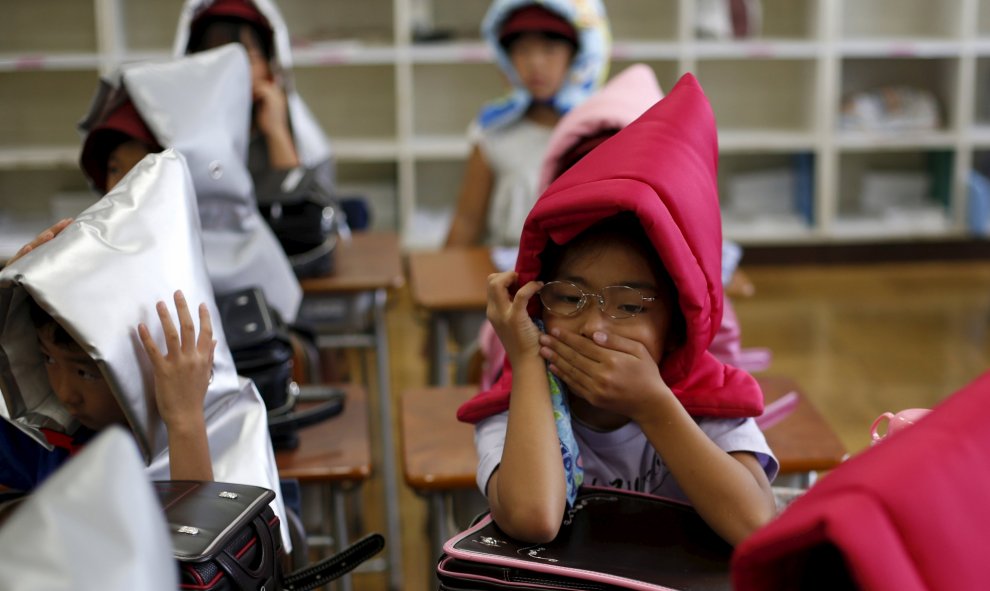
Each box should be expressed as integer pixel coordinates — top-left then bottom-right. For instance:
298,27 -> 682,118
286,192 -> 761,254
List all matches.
41,428 -> 87,456
535,319 -> 584,506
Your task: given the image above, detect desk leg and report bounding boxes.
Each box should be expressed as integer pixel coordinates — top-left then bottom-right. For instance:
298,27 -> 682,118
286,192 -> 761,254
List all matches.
774,471 -> 818,490
431,314 -> 450,386
373,288 -> 403,590
428,492 -> 449,590
332,487 -> 352,591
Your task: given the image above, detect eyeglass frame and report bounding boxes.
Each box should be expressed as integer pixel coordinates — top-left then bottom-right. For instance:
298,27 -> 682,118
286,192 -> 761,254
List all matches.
537,280 -> 657,320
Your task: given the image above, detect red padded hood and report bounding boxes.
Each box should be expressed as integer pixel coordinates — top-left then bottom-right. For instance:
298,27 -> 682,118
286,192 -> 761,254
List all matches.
733,370 -> 990,591
458,73 -> 764,423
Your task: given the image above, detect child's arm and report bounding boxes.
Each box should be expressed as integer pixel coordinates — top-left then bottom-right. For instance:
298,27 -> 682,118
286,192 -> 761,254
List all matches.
138,290 -> 216,481
5,218 -> 73,266
445,145 -> 495,247
484,271 -> 567,543
541,328 -> 776,545
253,80 -> 300,170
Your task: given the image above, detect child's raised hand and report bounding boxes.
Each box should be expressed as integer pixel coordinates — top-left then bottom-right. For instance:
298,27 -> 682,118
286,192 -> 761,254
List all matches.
253,78 -> 291,140
138,290 -> 216,429
252,79 -> 300,169
486,271 -> 543,362
539,327 -> 673,423
6,218 -> 73,266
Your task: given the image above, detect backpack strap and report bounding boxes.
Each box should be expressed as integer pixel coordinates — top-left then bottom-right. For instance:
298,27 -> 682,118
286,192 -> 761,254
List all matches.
282,533 -> 385,591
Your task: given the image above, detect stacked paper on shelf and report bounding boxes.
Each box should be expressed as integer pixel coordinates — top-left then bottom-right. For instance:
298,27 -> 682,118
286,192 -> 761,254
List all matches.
860,170 -> 930,216
833,208 -> 950,238
726,167 -> 795,219
839,87 -> 940,132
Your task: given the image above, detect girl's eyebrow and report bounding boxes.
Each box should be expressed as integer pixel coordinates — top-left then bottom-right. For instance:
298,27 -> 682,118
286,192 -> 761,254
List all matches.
623,280 -> 658,291
559,275 -> 657,291
559,274 -> 587,284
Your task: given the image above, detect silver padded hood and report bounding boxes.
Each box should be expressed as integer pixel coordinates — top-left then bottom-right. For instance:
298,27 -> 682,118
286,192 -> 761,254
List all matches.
0,151 -> 289,547
120,43 -> 302,322
0,428 -> 177,591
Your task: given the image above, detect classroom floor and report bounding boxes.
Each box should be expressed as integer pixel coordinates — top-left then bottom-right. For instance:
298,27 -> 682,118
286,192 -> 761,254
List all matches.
342,259 -> 990,591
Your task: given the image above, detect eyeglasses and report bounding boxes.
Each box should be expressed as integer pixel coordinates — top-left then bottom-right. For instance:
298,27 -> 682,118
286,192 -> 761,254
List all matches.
538,281 -> 656,319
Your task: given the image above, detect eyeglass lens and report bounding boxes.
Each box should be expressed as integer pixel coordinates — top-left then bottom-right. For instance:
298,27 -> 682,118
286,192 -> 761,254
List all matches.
539,281 -> 649,318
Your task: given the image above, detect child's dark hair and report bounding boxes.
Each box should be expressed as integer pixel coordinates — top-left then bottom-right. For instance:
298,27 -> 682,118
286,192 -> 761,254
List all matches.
538,212 -> 687,346
187,18 -> 274,62
27,297 -> 77,349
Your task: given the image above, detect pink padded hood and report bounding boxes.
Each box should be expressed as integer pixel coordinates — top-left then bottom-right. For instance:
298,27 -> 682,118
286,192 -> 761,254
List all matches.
459,73 -> 764,423
536,63 -> 664,194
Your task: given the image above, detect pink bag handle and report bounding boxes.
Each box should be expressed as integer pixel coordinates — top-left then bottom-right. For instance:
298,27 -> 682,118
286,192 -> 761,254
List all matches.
870,412 -> 896,442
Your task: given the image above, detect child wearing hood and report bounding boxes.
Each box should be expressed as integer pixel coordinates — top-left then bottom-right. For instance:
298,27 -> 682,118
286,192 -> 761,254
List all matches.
458,74 -> 778,546
474,64 -> 769,389
445,0 -> 610,247
0,150 -> 291,549
0,225 -> 213,489
76,44 -> 303,324
176,0 -> 335,200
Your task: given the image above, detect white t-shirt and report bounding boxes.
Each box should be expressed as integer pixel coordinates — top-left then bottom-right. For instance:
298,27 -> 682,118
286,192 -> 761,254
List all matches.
470,118 -> 554,247
474,411 -> 779,503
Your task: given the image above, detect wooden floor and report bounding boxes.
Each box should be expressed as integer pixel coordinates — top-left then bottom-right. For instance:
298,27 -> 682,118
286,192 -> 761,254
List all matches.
344,259 -> 990,591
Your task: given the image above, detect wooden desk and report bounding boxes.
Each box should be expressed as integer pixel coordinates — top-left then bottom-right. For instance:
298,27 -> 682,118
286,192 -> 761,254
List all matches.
407,247 -> 494,385
297,232 -> 405,591
300,232 -> 405,295
407,247 -> 492,311
276,384 -> 371,591
757,375 -> 848,476
276,385 -> 371,483
400,385 -> 479,493
400,375 -> 847,562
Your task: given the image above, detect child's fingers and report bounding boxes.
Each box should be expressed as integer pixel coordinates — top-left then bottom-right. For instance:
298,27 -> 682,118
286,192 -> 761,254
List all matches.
11,244 -> 33,261
137,323 -> 162,363
547,354 -> 594,398
156,300 -> 180,354
583,330 -> 647,357
512,280 -> 544,309
27,219 -> 71,251
50,218 -> 73,234
196,303 -> 214,354
173,291 -> 196,352
542,334 -> 598,377
544,328 -> 603,364
486,271 -> 516,297
486,272 -> 517,312
552,327 -> 642,359
7,219 -> 72,265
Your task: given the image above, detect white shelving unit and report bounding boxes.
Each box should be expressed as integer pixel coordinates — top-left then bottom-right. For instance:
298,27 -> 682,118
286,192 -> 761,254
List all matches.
3,0 -> 990,252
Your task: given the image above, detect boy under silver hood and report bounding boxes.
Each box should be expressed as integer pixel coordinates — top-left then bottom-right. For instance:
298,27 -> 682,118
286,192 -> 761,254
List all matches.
0,149 -> 289,549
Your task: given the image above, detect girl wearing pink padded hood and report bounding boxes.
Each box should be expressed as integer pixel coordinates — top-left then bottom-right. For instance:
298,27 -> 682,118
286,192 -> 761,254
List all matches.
458,74 -> 778,546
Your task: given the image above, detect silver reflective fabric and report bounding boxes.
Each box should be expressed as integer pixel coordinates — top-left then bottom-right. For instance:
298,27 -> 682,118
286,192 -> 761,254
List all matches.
0,428 -> 177,591
0,151 -> 289,549
121,44 -> 302,323
173,0 -> 333,169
